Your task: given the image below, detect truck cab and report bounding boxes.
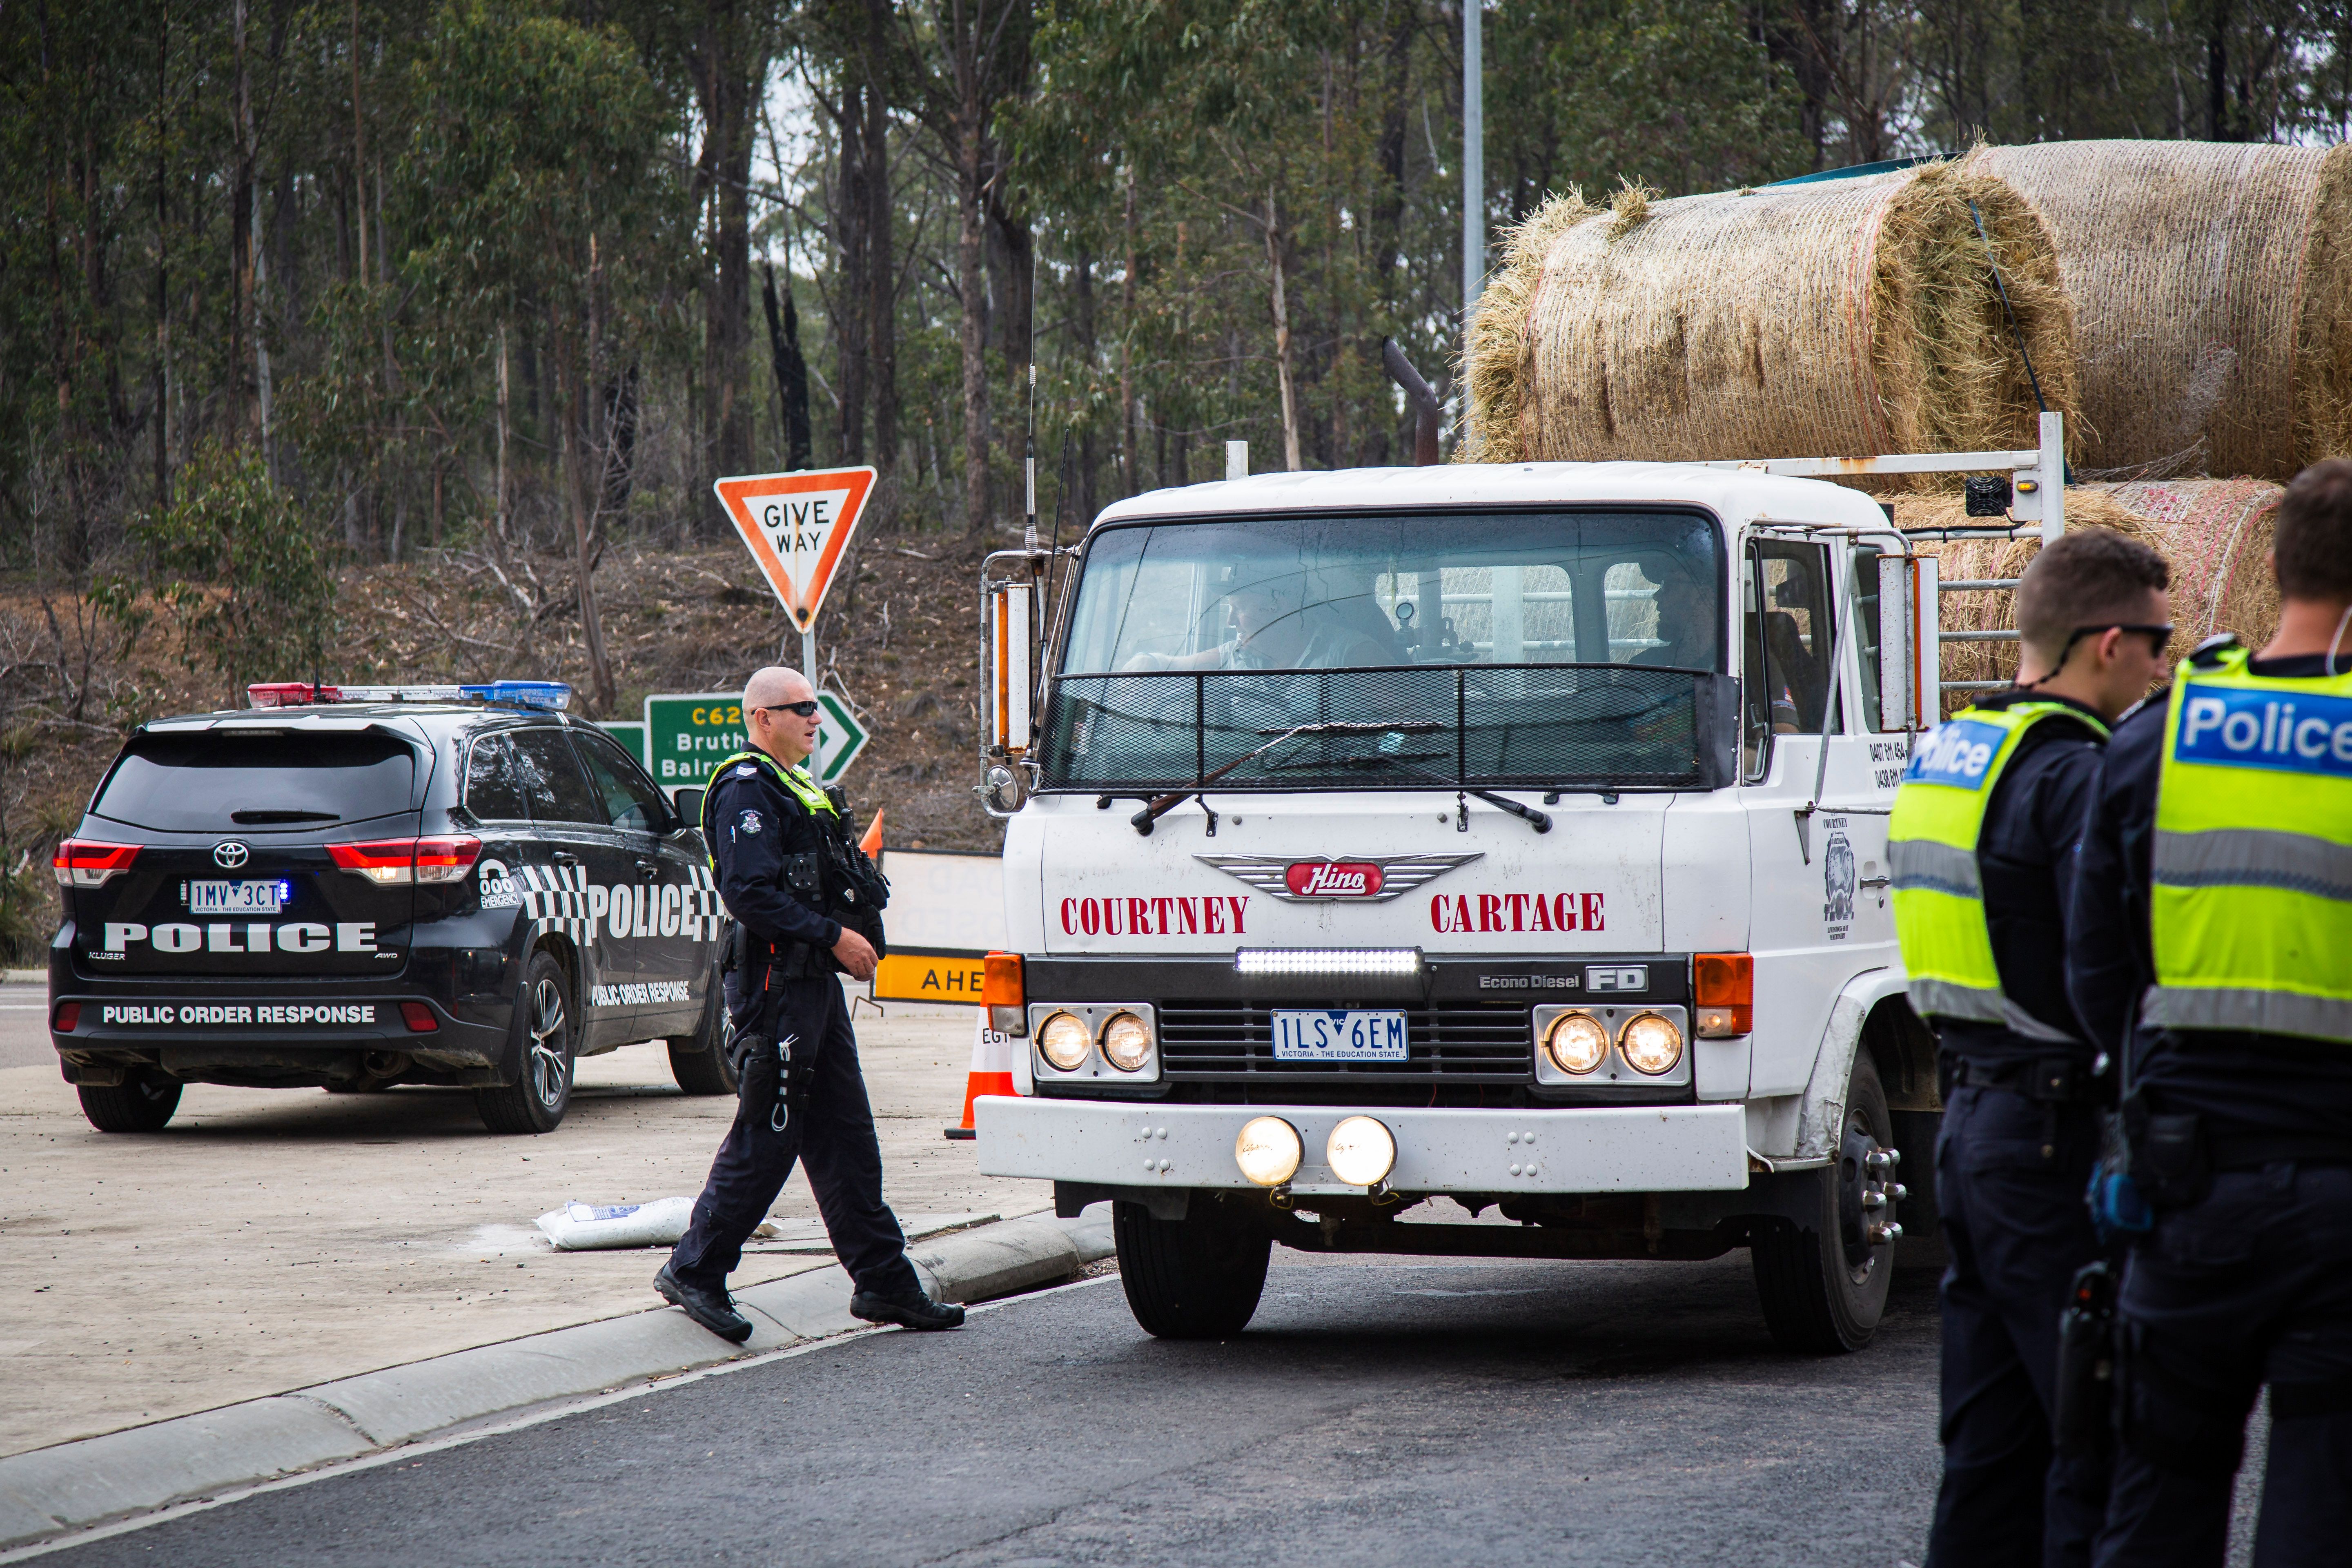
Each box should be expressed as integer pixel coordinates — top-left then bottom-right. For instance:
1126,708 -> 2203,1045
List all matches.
972,460 -> 1951,1352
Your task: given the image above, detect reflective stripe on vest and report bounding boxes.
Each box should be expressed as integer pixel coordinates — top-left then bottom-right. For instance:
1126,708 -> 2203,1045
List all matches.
1888,701 -> 2107,1042
699,749 -> 837,870
2147,646 -> 2352,1042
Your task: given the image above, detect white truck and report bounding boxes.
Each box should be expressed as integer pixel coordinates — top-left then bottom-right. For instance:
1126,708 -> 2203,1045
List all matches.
969,418 -> 2069,1352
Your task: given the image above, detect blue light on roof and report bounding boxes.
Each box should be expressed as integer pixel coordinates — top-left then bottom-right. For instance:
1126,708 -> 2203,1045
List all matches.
461,681 -> 572,710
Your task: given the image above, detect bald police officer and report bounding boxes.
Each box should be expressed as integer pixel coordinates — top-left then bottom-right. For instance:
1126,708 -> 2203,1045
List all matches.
1894,529 -> 2174,1568
655,666 -> 962,1339
2069,463 -> 2352,1564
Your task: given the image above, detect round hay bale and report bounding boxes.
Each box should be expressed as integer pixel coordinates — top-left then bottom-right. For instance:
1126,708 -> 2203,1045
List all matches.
1461,161 -> 2079,470
1462,189 -> 1592,464
1895,480 -> 2283,698
1960,140 -> 2352,481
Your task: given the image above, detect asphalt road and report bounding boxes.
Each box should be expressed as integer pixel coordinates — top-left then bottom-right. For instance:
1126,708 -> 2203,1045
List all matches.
0,985 -> 52,1069
46,1253 -> 1958,1567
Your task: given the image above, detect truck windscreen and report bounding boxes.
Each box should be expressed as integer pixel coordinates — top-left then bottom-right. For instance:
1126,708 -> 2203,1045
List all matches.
1045,510 -> 1736,792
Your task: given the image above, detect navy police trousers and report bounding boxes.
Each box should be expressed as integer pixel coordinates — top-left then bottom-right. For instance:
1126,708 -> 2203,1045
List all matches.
669,975 -> 920,1301
1927,1082 -> 2114,1568
2094,1162 -> 2352,1568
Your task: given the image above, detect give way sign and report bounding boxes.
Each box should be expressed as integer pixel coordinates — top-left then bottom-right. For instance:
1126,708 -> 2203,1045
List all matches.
710,467 -> 876,633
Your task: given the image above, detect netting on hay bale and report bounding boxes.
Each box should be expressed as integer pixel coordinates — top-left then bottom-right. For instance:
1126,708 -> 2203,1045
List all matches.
1895,480 -> 2283,702
1960,140 -> 2352,483
1459,163 -> 2080,472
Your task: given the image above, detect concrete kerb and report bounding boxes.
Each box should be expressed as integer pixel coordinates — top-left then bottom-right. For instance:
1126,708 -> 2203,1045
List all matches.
0,1210 -> 1114,1551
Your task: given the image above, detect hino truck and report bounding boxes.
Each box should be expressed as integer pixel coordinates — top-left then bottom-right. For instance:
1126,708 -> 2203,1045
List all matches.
969,418 -> 2068,1352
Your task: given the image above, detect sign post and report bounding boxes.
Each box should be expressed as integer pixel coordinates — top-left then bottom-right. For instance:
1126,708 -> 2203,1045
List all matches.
711,466 -> 875,685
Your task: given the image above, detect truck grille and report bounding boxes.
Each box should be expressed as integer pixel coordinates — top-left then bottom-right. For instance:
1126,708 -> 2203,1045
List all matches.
1155,1000 -> 1532,1080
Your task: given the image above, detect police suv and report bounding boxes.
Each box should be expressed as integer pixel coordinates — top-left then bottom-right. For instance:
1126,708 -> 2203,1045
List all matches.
48,680 -> 732,1135
971,422 -> 2073,1352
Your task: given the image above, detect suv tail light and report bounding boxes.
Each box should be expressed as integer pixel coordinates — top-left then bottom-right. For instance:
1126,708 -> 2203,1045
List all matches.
982,951 -> 1027,1037
53,840 -> 140,888
1693,953 -> 1753,1037
328,835 -> 482,886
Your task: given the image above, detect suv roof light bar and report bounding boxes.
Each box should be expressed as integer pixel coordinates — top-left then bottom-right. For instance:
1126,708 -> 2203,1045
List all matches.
246,680 -> 572,712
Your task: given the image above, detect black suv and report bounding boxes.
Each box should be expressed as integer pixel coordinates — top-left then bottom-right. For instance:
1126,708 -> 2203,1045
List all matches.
47,693 -> 731,1134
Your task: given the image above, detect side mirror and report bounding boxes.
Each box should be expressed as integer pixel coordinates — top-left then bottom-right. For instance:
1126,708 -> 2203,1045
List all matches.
984,580 -> 1033,755
671,786 -> 705,831
1873,555 -> 1939,731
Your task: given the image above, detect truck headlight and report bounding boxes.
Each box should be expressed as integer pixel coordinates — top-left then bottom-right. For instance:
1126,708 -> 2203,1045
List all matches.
1037,1011 -> 1091,1071
1542,1011 -> 1610,1075
1619,1012 -> 1685,1075
1099,1011 -> 1153,1072
1234,1116 -> 1302,1187
1326,1116 -> 1396,1187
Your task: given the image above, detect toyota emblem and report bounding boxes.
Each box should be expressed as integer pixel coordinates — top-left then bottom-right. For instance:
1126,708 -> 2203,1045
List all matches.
212,841 -> 250,869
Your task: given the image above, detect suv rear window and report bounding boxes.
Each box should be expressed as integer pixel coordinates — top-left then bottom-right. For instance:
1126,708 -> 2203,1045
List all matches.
91,731 -> 419,832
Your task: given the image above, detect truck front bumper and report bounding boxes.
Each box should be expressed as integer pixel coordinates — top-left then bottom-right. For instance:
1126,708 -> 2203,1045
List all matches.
973,1096 -> 1751,1196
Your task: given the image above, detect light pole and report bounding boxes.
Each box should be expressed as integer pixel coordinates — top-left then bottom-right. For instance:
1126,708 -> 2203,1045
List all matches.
1463,0 -> 1484,329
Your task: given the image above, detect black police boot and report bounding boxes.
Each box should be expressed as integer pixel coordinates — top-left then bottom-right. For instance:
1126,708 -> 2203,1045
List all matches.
850,1289 -> 965,1331
655,1262 -> 754,1344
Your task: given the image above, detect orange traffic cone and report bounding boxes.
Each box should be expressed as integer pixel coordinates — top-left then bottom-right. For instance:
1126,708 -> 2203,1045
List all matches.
858,807 -> 885,857
945,1011 -> 1015,1140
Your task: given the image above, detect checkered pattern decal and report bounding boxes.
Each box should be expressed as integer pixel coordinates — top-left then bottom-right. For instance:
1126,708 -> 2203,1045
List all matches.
681,863 -> 724,941
517,862 -> 596,947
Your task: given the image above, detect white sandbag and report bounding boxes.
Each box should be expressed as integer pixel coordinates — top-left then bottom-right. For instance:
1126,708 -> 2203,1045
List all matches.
533,1196 -> 696,1251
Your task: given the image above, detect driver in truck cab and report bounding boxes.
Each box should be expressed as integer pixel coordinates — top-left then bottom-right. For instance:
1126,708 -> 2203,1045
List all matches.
1889,529 -> 2173,1568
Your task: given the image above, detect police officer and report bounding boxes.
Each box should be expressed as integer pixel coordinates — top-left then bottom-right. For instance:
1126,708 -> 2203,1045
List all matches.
1894,529 -> 2174,1568
655,665 -> 963,1340
2068,463 -> 2352,1565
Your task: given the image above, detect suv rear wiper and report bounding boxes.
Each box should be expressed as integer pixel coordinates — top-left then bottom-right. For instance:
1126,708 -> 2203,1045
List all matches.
229,809 -> 341,824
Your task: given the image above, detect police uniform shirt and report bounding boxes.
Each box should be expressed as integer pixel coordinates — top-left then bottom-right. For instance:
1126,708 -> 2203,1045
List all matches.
2067,652 -> 2352,1140
706,759 -> 841,954
1939,688 -> 2109,1064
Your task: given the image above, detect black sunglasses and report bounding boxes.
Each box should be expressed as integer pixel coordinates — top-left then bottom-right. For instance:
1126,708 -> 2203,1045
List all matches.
753,700 -> 822,718
2060,623 -> 2174,659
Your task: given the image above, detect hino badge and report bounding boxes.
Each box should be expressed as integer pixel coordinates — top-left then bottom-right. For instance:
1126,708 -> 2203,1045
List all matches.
968,421 -> 2065,1352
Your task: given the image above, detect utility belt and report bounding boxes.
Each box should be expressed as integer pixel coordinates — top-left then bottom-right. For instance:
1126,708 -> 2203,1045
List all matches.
1941,1052 -> 2106,1105
2122,1093 -> 2352,1210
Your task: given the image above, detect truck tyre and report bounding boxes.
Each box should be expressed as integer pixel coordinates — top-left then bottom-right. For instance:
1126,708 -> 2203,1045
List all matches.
1751,1053 -> 1900,1354
476,951 -> 575,1134
1114,1199 -> 1272,1339
666,968 -> 737,1096
77,1069 -> 182,1133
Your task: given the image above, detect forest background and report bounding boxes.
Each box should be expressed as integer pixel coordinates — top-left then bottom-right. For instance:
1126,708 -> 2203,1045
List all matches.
2,0 -> 2351,959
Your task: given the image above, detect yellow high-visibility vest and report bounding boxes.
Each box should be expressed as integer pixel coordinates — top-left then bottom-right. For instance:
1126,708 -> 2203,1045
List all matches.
1889,701 -> 2107,1040
2147,644 -> 2352,1041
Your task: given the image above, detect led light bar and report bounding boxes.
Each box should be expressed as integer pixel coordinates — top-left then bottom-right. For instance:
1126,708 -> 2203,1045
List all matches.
246,680 -> 572,710
1232,947 -> 1424,978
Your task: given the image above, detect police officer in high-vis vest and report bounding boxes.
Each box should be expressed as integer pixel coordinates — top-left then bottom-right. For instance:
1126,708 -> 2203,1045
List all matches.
656,666 -> 962,1340
2069,463 -> 2352,1565
1894,529 -> 2175,1568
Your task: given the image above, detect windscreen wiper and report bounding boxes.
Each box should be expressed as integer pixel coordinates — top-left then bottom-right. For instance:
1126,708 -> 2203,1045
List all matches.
1129,720 -> 1443,835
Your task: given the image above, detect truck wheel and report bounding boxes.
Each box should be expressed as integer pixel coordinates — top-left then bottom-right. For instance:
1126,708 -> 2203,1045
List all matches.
77,1069 -> 182,1133
1751,1053 -> 1900,1353
666,967 -> 737,1096
475,951 -> 575,1134
1114,1199 -> 1271,1339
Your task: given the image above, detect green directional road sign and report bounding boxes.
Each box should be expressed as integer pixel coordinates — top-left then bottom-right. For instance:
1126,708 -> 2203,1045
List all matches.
644,692 -> 748,790
809,691 -> 869,784
643,689 -> 868,789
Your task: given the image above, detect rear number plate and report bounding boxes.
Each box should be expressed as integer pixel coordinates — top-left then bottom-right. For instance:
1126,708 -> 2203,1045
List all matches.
185,880 -> 284,915
1272,1009 -> 1408,1062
